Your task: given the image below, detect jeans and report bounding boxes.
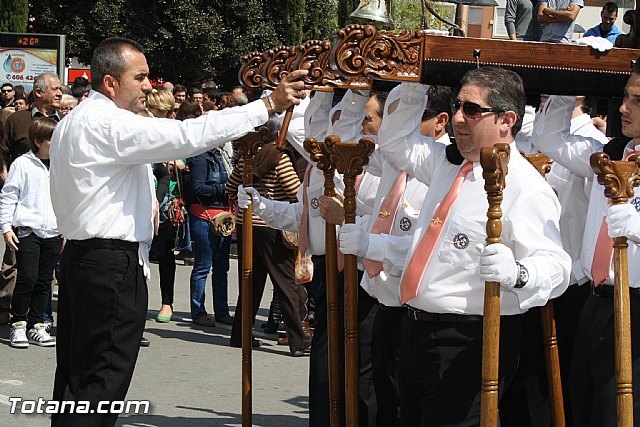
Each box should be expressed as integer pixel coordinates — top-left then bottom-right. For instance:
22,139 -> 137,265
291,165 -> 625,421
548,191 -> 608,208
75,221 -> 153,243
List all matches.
11,233 -> 61,328
189,214 -> 231,319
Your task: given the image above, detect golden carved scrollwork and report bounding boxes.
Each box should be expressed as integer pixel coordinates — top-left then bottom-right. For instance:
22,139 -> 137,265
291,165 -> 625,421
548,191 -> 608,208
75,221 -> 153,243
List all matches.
331,24 -> 424,82
296,40 -> 335,88
238,51 -> 268,90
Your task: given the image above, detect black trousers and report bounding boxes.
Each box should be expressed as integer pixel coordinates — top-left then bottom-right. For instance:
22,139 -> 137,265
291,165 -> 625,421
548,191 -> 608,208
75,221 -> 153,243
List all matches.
500,284 -> 590,427
569,291 -> 640,427
307,255 -> 378,427
52,239 -> 147,427
372,305 -> 404,427
151,225 -> 176,306
399,312 -> 521,427
230,226 -> 308,353
11,233 -> 61,327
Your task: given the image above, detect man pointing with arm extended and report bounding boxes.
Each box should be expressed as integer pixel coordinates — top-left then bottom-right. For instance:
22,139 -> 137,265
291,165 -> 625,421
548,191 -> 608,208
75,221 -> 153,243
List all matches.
50,37 -> 306,427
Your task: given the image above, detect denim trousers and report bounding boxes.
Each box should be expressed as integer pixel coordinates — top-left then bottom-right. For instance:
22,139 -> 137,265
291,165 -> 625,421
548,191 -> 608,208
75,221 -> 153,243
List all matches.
189,214 -> 231,319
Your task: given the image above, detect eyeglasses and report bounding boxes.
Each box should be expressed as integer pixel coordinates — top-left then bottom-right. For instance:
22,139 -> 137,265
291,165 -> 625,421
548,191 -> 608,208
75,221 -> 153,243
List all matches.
451,100 -> 504,119
1,89 -> 13,93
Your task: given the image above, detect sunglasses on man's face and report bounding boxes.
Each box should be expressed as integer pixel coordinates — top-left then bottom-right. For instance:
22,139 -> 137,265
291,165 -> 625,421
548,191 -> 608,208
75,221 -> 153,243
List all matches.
1,89 -> 13,93
451,100 -> 504,120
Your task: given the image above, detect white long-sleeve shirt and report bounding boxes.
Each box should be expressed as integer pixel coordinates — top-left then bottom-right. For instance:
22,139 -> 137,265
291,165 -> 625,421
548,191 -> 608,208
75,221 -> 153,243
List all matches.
0,150 -> 59,238
257,90 -> 379,255
358,134 -> 449,307
532,95 -> 640,287
376,83 -> 571,315
51,90 -> 269,277
544,112 -> 605,285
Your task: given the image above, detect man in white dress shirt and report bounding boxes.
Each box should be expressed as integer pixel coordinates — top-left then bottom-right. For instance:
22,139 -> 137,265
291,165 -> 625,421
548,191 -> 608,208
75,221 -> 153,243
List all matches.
374,67 -> 570,426
49,37 -> 305,427
531,61 -> 640,426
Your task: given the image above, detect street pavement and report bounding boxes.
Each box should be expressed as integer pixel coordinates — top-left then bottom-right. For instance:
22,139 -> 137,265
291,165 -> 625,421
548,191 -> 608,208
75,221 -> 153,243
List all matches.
0,244 -> 310,426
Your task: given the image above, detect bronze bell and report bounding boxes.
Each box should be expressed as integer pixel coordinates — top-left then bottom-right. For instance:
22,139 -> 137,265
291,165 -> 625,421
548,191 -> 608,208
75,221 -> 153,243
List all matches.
350,0 -> 394,29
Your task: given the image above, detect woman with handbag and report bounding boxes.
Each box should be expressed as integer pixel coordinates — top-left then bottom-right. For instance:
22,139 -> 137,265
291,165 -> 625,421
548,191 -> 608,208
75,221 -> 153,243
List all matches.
226,118 -> 310,356
187,138 -> 235,327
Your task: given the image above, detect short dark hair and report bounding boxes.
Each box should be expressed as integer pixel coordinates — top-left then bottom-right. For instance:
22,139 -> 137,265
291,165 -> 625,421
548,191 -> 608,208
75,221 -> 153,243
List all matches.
173,84 -> 187,94
204,87 -> 222,103
29,117 -> 57,153
175,99 -> 202,120
91,37 -> 144,90
603,1 -> 618,13
426,85 -> 453,117
189,87 -> 203,96
1,83 -> 13,90
370,91 -> 388,119
70,84 -> 88,99
459,66 -> 525,137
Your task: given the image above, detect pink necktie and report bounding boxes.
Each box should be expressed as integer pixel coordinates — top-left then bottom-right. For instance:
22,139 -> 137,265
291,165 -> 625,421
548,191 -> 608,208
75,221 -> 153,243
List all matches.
298,164 -> 313,256
400,162 -> 474,304
362,171 -> 407,277
591,150 -> 640,286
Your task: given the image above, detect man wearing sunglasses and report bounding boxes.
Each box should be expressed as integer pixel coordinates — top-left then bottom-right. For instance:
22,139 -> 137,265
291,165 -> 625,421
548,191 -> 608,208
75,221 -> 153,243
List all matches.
1,83 -> 15,110
372,66 -> 570,426
531,61 -> 640,427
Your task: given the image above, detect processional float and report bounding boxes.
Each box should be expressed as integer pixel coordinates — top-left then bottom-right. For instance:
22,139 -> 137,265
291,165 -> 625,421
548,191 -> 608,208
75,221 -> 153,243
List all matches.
329,21 -> 640,427
235,7 -> 640,426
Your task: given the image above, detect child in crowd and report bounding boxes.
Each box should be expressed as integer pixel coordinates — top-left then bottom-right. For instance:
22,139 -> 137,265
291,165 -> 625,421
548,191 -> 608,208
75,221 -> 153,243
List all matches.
0,117 -> 61,348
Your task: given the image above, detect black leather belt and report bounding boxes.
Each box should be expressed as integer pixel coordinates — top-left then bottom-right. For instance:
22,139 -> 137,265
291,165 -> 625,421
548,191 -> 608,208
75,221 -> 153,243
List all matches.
69,238 -> 138,251
405,305 -> 483,323
592,283 -> 640,298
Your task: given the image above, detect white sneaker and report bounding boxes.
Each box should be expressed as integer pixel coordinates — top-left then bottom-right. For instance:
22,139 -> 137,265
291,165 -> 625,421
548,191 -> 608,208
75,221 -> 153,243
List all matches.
10,321 -> 29,348
27,323 -> 55,347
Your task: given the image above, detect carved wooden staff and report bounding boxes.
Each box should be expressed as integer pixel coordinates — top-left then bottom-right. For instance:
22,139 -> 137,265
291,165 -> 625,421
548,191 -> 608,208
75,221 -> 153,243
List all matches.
590,152 -> 640,427
234,127 -> 269,427
524,152 -> 565,427
479,143 -> 510,427
304,137 -> 342,426
325,135 -> 375,427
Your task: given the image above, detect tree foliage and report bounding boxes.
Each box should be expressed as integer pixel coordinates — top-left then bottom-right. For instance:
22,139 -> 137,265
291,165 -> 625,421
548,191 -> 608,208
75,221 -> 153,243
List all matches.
25,0 -> 453,86
337,0 -> 360,27
0,0 -> 28,33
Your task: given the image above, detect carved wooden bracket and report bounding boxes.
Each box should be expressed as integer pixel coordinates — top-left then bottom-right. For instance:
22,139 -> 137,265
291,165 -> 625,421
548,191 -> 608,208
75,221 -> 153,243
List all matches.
323,135 -> 375,223
235,127 -> 270,175
329,24 -> 640,96
590,152 -> 640,204
238,51 -> 268,91
331,24 -> 425,82
521,151 -> 553,178
263,45 -> 301,89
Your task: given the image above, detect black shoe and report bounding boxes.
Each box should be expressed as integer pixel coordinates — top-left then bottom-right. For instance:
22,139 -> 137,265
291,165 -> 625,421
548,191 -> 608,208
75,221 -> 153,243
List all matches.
215,314 -> 234,325
140,336 -> 150,347
290,347 -> 311,357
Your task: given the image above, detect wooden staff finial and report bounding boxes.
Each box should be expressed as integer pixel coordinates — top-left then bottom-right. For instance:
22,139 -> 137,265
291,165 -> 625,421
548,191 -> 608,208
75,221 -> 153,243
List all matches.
523,151 -> 565,427
303,137 -> 341,427
590,152 -> 640,427
479,143 -> 510,427
234,126 -> 270,427
324,134 -> 375,427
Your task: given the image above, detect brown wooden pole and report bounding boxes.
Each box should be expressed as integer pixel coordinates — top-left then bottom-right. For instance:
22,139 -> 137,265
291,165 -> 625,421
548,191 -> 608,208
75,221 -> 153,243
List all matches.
523,152 -> 566,427
304,137 -> 341,426
235,128 -> 269,427
325,135 -> 375,427
590,152 -> 640,427
479,143 -> 510,427
276,107 -> 295,149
